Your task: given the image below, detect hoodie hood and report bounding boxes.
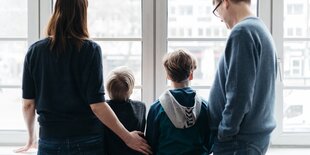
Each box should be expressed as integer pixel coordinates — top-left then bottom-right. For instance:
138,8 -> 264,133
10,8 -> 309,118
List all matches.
159,89 -> 202,129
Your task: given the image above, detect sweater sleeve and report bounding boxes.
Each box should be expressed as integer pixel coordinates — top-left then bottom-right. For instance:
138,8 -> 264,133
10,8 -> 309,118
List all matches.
86,44 -> 105,105
22,46 -> 35,99
218,29 -> 259,140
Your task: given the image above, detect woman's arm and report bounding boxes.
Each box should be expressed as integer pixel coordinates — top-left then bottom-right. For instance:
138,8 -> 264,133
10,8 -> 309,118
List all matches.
14,99 -> 37,153
90,102 -> 152,155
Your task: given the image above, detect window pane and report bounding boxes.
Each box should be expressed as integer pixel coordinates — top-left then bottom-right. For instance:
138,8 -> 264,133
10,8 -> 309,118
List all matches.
132,88 -> 141,101
282,0 -> 310,134
284,0 -> 310,38
283,41 -> 310,86
196,89 -> 210,100
0,41 -> 27,86
283,89 -> 310,133
0,0 -> 27,38
168,41 -> 226,86
88,0 -> 141,38
0,89 -> 24,130
96,41 -> 142,85
168,0 -> 257,38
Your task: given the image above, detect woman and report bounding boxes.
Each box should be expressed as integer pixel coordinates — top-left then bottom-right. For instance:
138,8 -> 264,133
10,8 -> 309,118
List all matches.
15,0 -> 151,154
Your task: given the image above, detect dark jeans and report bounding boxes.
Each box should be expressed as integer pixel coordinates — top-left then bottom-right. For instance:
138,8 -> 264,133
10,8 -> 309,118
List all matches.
212,135 -> 270,155
38,135 -> 104,155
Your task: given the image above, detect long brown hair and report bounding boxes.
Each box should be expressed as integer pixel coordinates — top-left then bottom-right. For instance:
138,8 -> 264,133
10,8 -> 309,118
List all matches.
46,0 -> 89,53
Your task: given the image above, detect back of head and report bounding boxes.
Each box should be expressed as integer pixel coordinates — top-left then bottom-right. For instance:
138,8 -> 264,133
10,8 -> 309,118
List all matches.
47,0 -> 89,53
163,49 -> 197,83
106,66 -> 135,101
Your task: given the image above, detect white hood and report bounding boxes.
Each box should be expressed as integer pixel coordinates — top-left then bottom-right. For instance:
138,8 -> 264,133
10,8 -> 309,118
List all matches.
159,90 -> 202,129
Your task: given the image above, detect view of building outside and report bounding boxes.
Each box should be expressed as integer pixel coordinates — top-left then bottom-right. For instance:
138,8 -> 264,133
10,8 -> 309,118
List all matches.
167,0 -> 257,96
87,0 -> 142,100
283,0 -> 310,133
0,0 -> 309,134
0,0 -> 27,130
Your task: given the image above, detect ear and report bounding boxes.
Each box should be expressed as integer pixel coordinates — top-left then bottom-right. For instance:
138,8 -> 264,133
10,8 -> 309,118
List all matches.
223,0 -> 230,9
189,72 -> 193,81
166,75 -> 171,80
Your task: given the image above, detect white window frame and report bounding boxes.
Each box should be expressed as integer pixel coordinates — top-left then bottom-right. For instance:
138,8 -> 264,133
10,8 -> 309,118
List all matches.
272,0 -> 310,145
0,0 -> 41,145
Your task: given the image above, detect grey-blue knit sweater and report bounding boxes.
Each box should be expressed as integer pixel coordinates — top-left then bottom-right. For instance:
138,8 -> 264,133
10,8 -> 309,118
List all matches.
208,17 -> 277,141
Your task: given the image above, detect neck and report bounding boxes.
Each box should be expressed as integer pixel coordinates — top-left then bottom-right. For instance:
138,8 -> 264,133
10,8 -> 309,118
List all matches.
171,81 -> 189,89
230,2 -> 254,28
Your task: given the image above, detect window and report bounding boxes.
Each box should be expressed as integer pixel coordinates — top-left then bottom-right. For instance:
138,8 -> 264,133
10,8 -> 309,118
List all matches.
287,4 -> 303,15
0,0 -> 28,131
157,0 -> 257,100
272,0 -> 310,145
1,0 -> 310,147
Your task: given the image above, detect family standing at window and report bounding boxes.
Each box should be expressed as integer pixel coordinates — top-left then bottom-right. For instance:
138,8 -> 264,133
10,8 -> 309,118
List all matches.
16,0 -> 277,155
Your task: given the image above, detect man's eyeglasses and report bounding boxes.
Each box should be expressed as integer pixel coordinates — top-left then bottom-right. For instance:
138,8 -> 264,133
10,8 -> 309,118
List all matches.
212,0 -> 223,17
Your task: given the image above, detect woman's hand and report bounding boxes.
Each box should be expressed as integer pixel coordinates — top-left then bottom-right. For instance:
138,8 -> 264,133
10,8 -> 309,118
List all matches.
125,131 -> 152,155
14,139 -> 37,153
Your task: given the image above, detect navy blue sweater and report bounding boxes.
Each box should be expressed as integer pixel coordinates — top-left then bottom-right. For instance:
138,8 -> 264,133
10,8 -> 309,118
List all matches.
22,38 -> 105,138
208,17 -> 277,141
104,99 -> 146,155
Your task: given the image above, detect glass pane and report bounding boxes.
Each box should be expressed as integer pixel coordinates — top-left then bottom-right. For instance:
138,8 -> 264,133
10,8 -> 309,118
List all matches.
196,89 -> 210,100
88,0 -> 141,38
283,41 -> 310,87
132,88 -> 142,101
168,41 -> 226,86
0,89 -> 24,130
168,0 -> 257,38
283,89 -> 310,133
96,41 -> 142,85
284,0 -> 310,38
0,0 -> 27,38
0,41 -> 27,86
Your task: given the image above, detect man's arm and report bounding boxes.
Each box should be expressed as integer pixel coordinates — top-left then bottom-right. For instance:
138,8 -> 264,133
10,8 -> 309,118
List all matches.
218,29 -> 258,140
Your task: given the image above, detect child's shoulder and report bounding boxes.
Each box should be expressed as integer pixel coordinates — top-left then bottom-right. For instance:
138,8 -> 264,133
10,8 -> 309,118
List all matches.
129,99 -> 146,110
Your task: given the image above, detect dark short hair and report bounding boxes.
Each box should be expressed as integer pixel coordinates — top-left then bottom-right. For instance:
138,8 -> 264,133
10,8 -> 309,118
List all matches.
106,66 -> 135,101
163,49 -> 197,83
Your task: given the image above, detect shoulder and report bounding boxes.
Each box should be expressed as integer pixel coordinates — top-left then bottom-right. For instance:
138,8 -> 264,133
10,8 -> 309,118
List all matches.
25,38 -> 50,60
82,39 -> 101,50
130,100 -> 147,111
28,38 -> 49,52
230,17 -> 264,39
148,100 -> 165,116
150,100 -> 162,110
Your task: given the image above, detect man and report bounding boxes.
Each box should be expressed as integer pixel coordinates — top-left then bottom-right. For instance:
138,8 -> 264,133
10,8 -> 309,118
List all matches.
208,0 -> 277,154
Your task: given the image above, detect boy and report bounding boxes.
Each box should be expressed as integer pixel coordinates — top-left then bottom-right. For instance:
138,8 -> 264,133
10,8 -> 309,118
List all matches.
146,49 -> 213,155
104,66 -> 146,155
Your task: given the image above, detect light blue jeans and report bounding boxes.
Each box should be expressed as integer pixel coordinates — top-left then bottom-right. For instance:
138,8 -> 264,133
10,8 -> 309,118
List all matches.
212,135 -> 270,155
38,135 -> 104,155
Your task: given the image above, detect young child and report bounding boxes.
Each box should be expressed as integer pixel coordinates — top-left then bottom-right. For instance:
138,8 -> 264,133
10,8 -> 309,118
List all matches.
104,66 -> 146,155
146,49 -> 213,155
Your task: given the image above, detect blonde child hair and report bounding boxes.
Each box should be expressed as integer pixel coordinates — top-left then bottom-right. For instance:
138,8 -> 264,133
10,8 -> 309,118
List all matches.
106,66 -> 135,101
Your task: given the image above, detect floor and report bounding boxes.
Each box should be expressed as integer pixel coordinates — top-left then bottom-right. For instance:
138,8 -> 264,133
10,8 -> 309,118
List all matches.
0,146 -> 310,155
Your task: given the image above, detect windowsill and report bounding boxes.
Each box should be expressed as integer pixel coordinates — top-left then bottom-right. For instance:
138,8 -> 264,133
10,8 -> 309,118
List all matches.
0,146 -> 310,155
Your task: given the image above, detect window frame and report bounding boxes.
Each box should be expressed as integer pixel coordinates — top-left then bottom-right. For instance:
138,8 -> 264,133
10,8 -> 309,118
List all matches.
0,0 -> 40,145
271,0 -> 310,145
